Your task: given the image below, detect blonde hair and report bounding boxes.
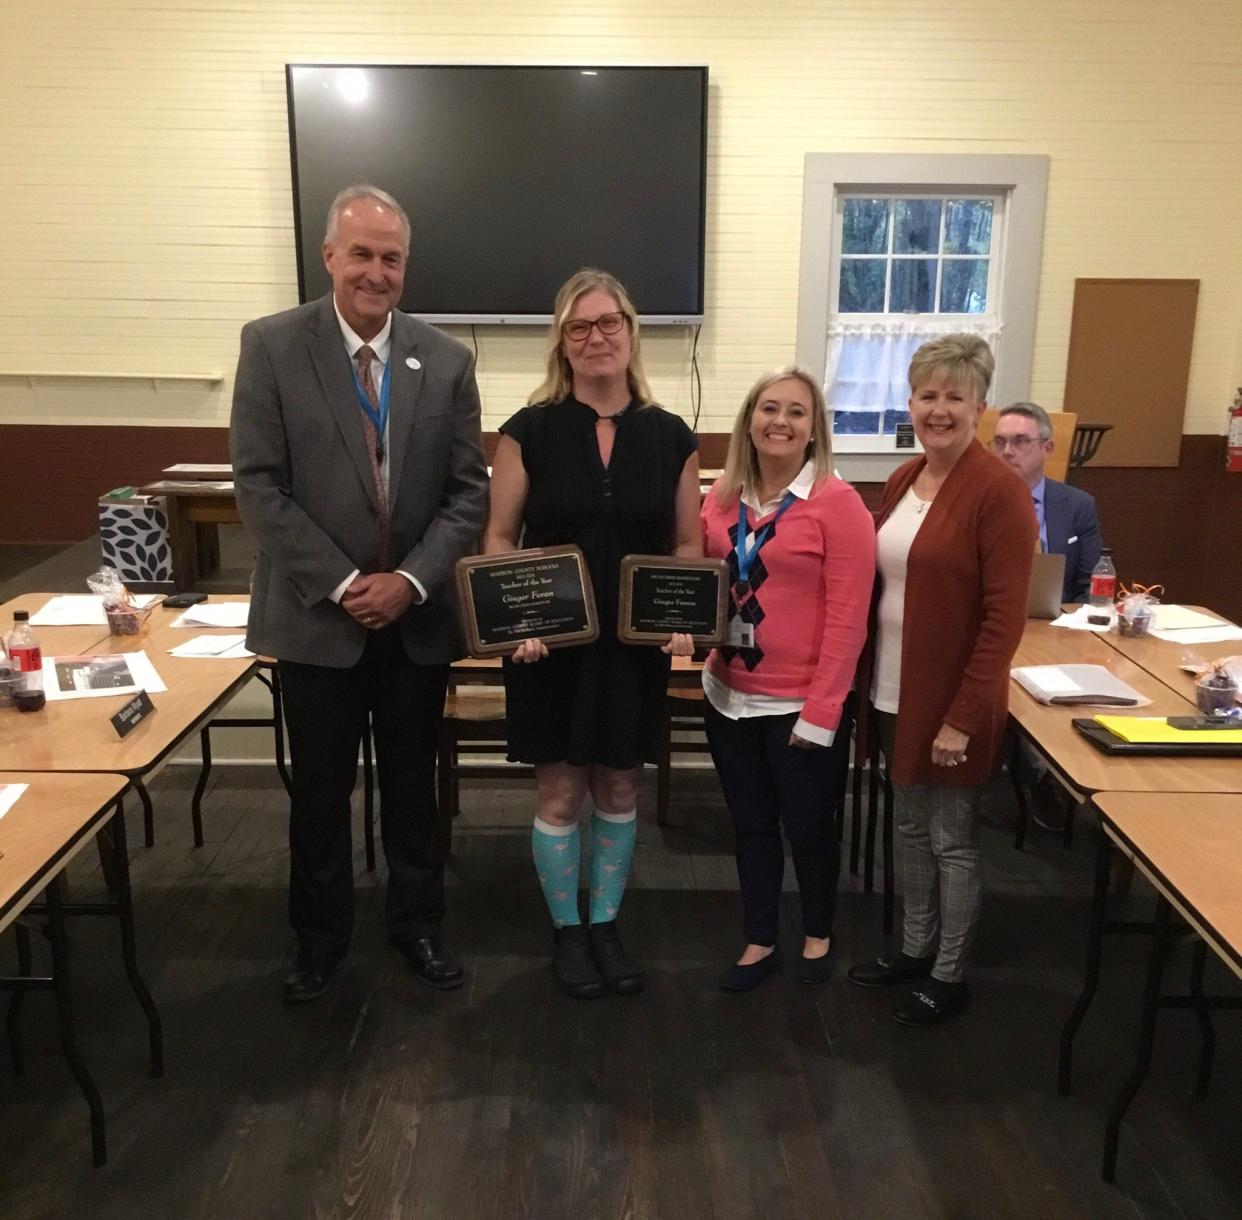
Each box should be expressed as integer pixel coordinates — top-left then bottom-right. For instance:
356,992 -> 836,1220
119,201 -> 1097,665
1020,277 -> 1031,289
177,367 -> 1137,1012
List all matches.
716,367 -> 834,505
527,268 -> 654,406
907,332 -> 995,401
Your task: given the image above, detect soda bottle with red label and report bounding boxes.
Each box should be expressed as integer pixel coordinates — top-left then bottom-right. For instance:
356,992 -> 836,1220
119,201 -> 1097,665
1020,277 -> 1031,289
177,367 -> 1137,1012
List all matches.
1088,548 -> 1117,609
7,610 -> 45,712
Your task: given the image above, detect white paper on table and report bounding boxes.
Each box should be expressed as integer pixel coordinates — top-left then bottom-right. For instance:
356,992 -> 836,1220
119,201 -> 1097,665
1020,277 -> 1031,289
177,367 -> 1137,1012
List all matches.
1151,605 -> 1227,632
42,650 -> 168,701
1150,624 -> 1242,645
0,783 -> 27,821
1050,605 -> 1115,632
170,602 -> 250,629
29,593 -> 161,627
1010,664 -> 1151,707
167,634 -> 253,659
163,463 -> 232,476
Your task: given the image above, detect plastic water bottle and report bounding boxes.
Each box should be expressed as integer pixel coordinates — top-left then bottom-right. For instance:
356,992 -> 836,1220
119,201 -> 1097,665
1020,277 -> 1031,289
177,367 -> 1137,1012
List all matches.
1088,548 -> 1117,609
7,611 -> 46,712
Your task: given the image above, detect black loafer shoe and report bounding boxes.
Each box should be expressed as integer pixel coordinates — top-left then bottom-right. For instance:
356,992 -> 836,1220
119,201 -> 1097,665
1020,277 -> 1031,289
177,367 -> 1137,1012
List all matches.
282,946 -> 346,1005
588,920 -> 646,995
393,936 -> 465,990
553,925 -> 607,999
720,945 -> 783,992
795,942 -> 835,985
893,978 -> 970,1027
847,951 -> 935,988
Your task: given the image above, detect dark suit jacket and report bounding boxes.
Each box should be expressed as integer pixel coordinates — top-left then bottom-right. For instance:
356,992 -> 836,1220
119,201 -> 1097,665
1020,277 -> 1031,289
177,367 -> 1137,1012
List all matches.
1043,478 -> 1102,602
229,294 -> 488,668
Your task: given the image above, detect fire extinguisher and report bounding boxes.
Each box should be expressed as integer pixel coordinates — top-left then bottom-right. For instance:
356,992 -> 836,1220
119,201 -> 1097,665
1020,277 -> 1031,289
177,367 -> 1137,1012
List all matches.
1230,387 -> 1242,473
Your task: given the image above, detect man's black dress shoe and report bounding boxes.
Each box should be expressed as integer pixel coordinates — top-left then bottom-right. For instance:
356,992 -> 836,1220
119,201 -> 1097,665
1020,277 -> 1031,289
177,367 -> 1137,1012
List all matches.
282,946 -> 346,1005
720,945 -> 783,993
893,978 -> 969,1026
846,951 -> 935,988
392,937 -> 465,990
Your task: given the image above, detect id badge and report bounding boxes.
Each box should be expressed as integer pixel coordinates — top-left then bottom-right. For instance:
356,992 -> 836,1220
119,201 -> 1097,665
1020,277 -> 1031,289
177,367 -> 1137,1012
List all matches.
728,618 -> 755,648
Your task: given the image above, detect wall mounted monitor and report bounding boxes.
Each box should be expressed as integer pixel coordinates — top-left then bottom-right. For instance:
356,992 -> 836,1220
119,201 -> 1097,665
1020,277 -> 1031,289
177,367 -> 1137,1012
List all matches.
286,64 -> 708,324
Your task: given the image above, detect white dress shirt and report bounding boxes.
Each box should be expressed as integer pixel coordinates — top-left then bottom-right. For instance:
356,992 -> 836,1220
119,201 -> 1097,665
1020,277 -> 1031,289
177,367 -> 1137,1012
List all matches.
328,299 -> 426,605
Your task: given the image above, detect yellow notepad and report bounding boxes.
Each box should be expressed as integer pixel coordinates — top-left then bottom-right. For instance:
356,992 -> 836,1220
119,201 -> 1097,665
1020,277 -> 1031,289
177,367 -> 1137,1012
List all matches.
1094,715 -> 1242,744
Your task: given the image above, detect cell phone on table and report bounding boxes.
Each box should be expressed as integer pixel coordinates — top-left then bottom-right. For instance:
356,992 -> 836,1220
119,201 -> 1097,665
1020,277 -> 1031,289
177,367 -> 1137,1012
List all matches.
1166,716 -> 1242,730
163,592 -> 207,608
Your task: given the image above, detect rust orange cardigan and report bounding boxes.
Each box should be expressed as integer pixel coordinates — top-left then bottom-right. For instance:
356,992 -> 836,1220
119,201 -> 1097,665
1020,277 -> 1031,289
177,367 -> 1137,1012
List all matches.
865,440 -> 1037,787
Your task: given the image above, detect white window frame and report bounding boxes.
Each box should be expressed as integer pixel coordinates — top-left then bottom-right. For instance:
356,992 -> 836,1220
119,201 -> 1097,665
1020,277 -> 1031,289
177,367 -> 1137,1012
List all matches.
796,154 -> 1048,481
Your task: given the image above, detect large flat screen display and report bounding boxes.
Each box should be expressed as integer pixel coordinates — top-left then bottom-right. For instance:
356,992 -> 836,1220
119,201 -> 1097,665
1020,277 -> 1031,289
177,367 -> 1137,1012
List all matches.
286,64 -> 708,323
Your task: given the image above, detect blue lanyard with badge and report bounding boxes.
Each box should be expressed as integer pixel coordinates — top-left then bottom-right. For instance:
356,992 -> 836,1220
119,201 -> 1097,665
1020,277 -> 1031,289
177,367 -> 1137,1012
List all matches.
349,355 -> 391,464
729,491 -> 795,647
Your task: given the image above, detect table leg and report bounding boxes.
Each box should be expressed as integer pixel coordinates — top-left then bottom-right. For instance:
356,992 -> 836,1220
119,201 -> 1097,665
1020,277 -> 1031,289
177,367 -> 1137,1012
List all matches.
105,800 -> 163,1078
1103,894 -> 1171,1183
1059,821 -> 1111,1095
190,727 -> 210,848
1189,940 -> 1215,1096
6,922 -> 33,1075
1010,734 -> 1032,851
46,872 -> 107,1167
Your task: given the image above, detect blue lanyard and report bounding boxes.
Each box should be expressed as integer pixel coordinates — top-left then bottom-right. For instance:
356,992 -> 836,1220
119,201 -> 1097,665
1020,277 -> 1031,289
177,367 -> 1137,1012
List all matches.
736,491 -> 796,586
349,353 -> 391,456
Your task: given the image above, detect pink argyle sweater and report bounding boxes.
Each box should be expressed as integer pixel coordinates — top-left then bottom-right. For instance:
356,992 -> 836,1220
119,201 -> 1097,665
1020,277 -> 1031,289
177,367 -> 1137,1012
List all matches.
700,475 -> 876,732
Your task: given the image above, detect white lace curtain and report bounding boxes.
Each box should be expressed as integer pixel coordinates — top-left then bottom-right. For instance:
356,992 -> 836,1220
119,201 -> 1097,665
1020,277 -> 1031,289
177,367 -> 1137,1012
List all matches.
826,316 -> 1004,421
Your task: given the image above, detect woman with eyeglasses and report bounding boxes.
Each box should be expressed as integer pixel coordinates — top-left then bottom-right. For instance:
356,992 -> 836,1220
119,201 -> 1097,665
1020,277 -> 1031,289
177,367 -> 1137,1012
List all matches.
847,334 -> 1036,1026
484,268 -> 701,999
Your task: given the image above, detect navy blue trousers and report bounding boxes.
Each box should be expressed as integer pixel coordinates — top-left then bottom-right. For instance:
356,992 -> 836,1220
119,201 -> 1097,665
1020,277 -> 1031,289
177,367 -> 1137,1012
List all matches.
705,700 -> 849,945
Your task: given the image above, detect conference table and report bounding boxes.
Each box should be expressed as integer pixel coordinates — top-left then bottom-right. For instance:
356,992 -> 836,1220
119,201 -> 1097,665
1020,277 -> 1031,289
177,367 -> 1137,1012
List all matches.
1007,611 -> 1242,1183
0,592 -> 259,1164
0,771 -> 134,1166
1089,792 -> 1242,1183
0,593 -> 259,847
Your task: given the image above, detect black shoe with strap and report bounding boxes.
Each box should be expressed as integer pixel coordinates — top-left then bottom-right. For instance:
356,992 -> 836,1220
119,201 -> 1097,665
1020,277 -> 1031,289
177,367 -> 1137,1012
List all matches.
588,920 -> 646,995
553,925 -> 607,999
893,978 -> 970,1026
846,951 -> 935,988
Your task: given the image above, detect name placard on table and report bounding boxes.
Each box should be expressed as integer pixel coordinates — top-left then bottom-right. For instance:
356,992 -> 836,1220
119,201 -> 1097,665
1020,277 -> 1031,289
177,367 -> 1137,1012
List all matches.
455,546 -> 598,657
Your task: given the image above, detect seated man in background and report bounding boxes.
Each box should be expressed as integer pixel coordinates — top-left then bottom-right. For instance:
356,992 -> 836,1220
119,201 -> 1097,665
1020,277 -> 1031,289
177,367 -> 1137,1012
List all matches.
992,402 -> 1106,829
991,402 -> 1103,601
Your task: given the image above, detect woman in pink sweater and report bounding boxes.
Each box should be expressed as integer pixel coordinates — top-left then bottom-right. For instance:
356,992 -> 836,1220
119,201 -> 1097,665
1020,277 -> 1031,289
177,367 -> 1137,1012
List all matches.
700,367 -> 876,991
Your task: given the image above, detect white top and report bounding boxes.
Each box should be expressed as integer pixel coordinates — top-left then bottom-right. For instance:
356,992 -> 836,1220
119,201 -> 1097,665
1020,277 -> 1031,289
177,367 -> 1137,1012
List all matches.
701,461 -> 834,746
871,487 -> 930,714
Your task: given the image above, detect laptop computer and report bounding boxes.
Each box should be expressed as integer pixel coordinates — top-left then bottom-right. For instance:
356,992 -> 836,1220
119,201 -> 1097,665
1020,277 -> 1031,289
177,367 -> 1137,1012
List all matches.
1027,552 -> 1067,619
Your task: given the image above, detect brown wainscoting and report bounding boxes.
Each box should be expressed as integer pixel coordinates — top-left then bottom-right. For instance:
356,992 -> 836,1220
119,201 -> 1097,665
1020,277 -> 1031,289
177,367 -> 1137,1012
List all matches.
2,425 -> 231,543
4,426 -> 1239,624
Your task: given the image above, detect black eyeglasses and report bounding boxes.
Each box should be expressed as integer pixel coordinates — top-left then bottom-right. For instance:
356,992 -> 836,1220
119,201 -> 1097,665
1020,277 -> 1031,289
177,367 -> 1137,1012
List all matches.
562,312 -> 627,342
990,435 -> 1043,452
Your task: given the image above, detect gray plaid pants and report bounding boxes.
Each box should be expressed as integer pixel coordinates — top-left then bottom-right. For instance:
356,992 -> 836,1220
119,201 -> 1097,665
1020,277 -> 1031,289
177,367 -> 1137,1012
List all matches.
877,712 -> 982,983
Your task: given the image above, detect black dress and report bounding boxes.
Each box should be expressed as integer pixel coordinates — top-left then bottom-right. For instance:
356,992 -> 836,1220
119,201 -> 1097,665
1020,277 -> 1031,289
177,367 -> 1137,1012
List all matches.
500,397 -> 697,768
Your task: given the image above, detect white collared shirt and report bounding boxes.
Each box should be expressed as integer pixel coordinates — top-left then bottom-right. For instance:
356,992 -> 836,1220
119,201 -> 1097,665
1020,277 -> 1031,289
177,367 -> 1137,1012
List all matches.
701,461 -> 834,746
327,299 -> 425,606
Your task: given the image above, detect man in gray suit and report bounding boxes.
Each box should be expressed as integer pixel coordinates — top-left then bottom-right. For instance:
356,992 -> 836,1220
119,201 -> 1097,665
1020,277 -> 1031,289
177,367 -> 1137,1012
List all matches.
231,184 -> 488,1003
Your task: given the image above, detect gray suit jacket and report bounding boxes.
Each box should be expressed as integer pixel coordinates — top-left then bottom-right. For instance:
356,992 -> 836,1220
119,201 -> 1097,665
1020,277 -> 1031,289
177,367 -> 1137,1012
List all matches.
229,294 -> 488,668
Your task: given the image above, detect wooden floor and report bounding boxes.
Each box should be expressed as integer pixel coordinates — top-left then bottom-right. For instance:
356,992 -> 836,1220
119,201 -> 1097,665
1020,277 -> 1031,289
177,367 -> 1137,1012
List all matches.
1,763 -> 1239,1219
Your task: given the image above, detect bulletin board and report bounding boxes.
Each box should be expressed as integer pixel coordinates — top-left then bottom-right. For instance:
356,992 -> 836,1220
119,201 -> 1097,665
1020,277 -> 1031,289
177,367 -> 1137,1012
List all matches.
1062,278 -> 1199,467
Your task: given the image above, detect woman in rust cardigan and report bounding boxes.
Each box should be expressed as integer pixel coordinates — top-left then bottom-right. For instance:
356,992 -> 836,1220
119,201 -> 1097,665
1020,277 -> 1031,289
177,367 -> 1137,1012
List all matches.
847,333 -> 1036,1026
